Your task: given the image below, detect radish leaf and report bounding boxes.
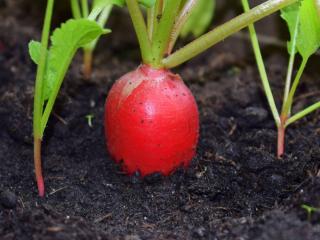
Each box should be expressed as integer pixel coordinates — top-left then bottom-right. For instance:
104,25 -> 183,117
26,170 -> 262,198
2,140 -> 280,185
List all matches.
281,0 -> 320,59
28,40 -> 55,100
29,19 -> 108,101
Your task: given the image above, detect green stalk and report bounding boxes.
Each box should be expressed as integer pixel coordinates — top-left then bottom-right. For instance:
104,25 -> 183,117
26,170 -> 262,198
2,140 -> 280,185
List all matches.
126,0 -> 153,64
151,0 -> 182,67
167,0 -> 199,55
40,49 -> 78,135
152,0 -> 164,41
163,0 -> 297,68
286,101 -> 320,126
315,0 -> 320,18
278,56 -> 311,158
88,7 -> 103,20
71,0 -> 81,19
33,0 -> 55,197
282,14 -> 299,112
83,48 -> 93,79
83,5 -> 112,79
81,0 -> 89,18
241,0 -> 280,126
282,57 -> 308,115
97,5 -> 112,26
147,8 -> 154,40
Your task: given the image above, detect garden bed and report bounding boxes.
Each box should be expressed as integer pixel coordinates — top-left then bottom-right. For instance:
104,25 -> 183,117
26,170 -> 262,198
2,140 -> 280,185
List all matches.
1,1 -> 320,239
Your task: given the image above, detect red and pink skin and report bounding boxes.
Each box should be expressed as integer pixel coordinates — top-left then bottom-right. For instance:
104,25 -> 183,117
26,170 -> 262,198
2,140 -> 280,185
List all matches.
104,64 -> 199,176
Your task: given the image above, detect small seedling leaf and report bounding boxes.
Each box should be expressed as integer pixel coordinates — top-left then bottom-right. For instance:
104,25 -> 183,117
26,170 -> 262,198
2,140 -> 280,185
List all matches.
29,41 -> 44,65
47,19 -> 107,97
281,0 -> 320,59
180,0 -> 215,38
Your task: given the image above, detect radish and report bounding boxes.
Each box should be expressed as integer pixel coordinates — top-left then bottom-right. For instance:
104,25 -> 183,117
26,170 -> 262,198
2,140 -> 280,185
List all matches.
30,0 -> 296,196
105,64 -> 199,175
104,0 -> 294,175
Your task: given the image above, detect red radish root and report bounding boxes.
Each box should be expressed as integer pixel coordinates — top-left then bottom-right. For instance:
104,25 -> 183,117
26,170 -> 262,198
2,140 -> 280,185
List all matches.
105,64 -> 199,176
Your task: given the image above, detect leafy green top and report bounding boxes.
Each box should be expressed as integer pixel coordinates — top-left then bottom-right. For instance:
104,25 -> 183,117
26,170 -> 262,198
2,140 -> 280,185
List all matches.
281,0 -> 320,59
29,19 -> 108,115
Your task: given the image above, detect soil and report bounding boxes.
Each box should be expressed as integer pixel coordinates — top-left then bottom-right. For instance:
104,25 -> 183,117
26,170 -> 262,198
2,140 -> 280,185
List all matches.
1,1 -> 320,240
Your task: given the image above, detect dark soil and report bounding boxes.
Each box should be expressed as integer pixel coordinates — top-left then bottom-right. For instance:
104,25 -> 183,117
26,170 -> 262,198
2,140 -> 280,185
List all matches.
1,1 -> 320,239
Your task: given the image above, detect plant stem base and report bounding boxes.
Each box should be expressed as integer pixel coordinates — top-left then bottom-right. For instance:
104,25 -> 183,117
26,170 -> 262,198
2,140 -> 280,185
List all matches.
83,49 -> 93,79
34,137 -> 45,197
277,116 -> 287,159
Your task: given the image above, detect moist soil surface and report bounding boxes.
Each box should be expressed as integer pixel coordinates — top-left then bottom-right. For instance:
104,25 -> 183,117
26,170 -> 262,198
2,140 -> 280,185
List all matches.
1,1 -> 320,240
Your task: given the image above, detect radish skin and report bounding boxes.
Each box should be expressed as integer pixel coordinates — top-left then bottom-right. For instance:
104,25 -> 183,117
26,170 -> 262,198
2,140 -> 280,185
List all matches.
105,64 -> 199,175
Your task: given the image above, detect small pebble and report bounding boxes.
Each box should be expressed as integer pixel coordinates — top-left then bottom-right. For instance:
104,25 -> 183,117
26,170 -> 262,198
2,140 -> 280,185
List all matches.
243,106 -> 268,123
124,235 -> 141,240
0,190 -> 17,209
269,174 -> 284,187
194,226 -> 206,238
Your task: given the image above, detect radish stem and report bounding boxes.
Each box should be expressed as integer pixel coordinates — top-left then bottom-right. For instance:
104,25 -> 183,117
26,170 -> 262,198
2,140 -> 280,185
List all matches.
71,0 -> 81,19
286,101 -> 320,127
167,0 -> 199,55
282,57 -> 308,116
151,0 -> 182,66
34,137 -> 44,197
162,0 -> 297,68
126,0 -> 153,64
241,0 -> 281,126
282,14 -> 299,110
83,48 -> 93,79
33,0 -> 55,197
151,0 -> 164,41
277,115 -> 287,158
81,0 -> 89,18
147,8 -> 154,40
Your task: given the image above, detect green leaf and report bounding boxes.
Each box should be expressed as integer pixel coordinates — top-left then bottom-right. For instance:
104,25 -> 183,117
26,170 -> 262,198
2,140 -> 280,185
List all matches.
180,0 -> 215,38
298,0 -> 320,58
28,40 -> 54,100
281,0 -> 320,59
29,19 -> 107,101
28,41 -> 43,64
280,2 -> 300,53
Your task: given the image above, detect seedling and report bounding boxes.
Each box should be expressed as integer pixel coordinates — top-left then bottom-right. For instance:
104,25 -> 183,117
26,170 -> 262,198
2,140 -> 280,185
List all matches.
85,114 -> 95,127
29,0 -> 109,196
301,204 -> 320,221
242,0 -> 320,158
104,0 -> 297,176
70,0 -> 118,79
